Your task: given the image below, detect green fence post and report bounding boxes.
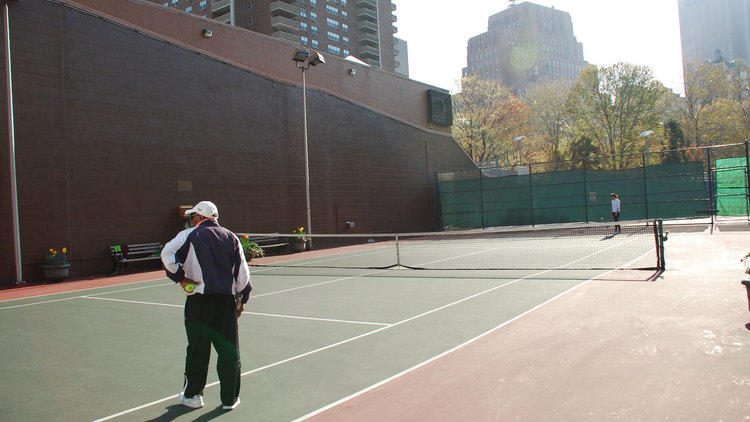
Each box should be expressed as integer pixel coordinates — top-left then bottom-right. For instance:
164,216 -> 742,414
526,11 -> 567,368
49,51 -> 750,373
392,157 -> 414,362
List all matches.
528,163 -> 535,226
583,166 -> 589,223
434,171 -> 443,231
479,169 -> 486,229
642,154 -> 649,219
706,147 -> 714,211
745,141 -> 749,220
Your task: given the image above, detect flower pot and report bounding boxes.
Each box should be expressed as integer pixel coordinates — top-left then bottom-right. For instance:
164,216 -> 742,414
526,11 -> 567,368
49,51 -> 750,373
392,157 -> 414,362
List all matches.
42,263 -> 70,282
291,240 -> 307,252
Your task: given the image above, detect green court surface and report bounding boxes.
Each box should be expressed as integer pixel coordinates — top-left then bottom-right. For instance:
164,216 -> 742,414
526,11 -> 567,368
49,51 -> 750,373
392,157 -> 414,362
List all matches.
0,265 -> 621,422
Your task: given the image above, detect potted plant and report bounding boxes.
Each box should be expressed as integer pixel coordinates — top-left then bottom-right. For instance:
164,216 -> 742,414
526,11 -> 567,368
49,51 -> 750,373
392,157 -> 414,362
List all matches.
290,226 -> 308,252
42,247 -> 70,282
239,235 -> 264,261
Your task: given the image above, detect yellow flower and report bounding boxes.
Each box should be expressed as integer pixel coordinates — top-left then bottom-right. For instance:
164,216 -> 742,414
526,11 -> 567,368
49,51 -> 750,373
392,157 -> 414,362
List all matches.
62,247 -> 67,253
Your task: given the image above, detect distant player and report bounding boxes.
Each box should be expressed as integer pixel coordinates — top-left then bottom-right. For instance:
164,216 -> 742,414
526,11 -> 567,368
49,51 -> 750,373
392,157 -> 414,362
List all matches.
611,193 -> 621,234
161,201 -> 251,410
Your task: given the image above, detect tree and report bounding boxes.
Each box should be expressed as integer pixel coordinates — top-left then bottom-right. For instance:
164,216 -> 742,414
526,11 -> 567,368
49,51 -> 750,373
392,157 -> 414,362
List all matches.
452,76 -> 531,166
567,135 -> 599,170
662,119 -> 688,163
524,79 -> 573,167
567,63 -> 668,169
681,59 -> 731,145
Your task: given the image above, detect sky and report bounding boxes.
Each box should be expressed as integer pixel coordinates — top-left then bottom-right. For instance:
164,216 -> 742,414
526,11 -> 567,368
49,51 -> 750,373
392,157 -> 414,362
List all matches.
394,0 -> 685,95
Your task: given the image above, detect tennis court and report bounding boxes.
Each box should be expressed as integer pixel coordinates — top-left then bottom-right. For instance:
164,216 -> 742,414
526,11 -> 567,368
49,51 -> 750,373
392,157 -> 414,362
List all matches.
2,220 -> 746,421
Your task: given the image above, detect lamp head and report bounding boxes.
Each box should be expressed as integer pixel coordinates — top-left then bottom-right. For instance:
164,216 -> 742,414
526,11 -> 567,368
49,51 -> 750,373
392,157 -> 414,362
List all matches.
308,52 -> 325,67
513,136 -> 525,141
293,49 -> 311,63
639,130 -> 654,137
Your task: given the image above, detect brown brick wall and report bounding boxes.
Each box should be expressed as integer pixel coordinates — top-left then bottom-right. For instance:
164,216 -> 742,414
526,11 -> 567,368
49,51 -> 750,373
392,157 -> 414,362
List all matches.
66,0 -> 450,134
0,0 -> 473,284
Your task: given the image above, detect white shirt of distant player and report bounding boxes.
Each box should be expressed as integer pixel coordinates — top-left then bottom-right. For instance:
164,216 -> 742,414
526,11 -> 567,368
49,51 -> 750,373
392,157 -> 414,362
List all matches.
611,198 -> 621,213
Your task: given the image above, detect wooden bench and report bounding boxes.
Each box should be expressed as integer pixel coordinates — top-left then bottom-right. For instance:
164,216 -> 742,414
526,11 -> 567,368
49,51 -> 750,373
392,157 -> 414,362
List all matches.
110,242 -> 163,275
244,235 -> 289,254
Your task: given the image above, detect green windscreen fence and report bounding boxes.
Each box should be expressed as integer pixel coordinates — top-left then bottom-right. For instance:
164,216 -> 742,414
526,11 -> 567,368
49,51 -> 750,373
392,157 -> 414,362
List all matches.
716,157 -> 750,216
439,161 -> 709,228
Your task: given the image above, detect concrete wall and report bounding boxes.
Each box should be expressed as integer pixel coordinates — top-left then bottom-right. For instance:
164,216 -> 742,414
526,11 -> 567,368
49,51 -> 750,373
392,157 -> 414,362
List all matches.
0,0 -> 475,284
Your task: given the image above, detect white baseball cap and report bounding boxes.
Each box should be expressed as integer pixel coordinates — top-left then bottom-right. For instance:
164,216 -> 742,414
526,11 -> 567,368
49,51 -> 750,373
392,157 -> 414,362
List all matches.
184,201 -> 219,218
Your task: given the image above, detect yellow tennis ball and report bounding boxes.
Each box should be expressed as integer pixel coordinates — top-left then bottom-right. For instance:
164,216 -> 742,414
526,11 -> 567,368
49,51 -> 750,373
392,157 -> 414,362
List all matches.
185,283 -> 195,293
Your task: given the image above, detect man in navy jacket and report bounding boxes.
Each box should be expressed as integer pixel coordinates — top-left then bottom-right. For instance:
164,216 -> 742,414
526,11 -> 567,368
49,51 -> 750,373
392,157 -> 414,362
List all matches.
161,200 -> 251,410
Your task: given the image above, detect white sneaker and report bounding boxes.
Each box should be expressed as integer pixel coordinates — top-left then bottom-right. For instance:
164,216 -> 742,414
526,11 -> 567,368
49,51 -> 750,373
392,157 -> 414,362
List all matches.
222,397 -> 241,410
178,392 -> 204,408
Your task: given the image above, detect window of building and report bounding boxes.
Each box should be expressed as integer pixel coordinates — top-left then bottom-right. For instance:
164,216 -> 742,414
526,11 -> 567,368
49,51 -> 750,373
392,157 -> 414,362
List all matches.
342,23 -> 348,31
171,0 -> 178,6
301,36 -> 309,45
310,11 -> 318,20
300,8 -> 307,17
186,6 -> 192,12
341,10 -> 347,18
326,5 -> 338,14
343,49 -> 349,56
342,36 -> 349,45
311,25 -> 318,34
341,0 -> 347,5
327,31 -> 340,42
327,18 -> 339,28
327,0 -> 338,3
301,22 -> 308,31
199,0 -> 207,11
328,45 -> 341,55
310,0 -> 317,5
312,39 -> 319,48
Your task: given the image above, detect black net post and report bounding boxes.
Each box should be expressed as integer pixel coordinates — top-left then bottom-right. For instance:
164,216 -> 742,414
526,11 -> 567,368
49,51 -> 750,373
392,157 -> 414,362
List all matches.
659,220 -> 666,270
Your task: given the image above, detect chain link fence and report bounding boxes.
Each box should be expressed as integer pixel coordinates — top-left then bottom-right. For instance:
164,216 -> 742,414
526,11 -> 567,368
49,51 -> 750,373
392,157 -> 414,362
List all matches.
437,143 -> 750,229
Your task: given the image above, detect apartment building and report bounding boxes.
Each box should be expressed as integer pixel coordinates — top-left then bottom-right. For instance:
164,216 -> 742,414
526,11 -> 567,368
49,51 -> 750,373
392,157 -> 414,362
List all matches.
678,0 -> 750,65
150,0 -> 398,71
394,36 -> 408,77
462,2 -> 587,94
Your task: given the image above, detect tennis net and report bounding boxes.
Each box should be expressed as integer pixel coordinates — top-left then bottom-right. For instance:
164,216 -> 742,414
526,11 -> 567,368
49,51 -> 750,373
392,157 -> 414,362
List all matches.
239,220 -> 665,271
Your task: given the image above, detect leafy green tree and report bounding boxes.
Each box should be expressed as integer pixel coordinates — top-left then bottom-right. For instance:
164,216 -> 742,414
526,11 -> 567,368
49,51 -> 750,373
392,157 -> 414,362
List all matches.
524,79 -> 573,168
567,135 -> 599,169
662,119 -> 688,163
681,59 -> 732,145
567,63 -> 668,169
452,76 -> 531,166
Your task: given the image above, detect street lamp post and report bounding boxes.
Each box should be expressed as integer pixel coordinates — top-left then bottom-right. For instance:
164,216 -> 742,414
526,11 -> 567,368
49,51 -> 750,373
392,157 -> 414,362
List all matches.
293,50 -> 325,248
639,130 -> 654,166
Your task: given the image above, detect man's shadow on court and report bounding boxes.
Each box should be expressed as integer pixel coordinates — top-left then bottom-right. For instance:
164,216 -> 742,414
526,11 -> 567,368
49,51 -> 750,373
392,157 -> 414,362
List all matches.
145,404 -> 227,421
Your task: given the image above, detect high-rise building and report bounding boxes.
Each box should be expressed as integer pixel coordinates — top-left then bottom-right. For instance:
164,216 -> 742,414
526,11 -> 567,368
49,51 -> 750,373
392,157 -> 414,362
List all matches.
149,0 -> 398,71
393,36 -> 408,77
462,2 -> 587,94
678,0 -> 750,65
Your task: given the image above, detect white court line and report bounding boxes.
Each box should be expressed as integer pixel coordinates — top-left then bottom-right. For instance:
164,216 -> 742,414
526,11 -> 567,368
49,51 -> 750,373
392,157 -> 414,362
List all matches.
89,240 -> 654,421
291,252 -> 651,422
81,296 -> 390,326
0,277 -> 167,303
89,269 -> 549,422
250,270 -> 382,299
0,282 -> 173,310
